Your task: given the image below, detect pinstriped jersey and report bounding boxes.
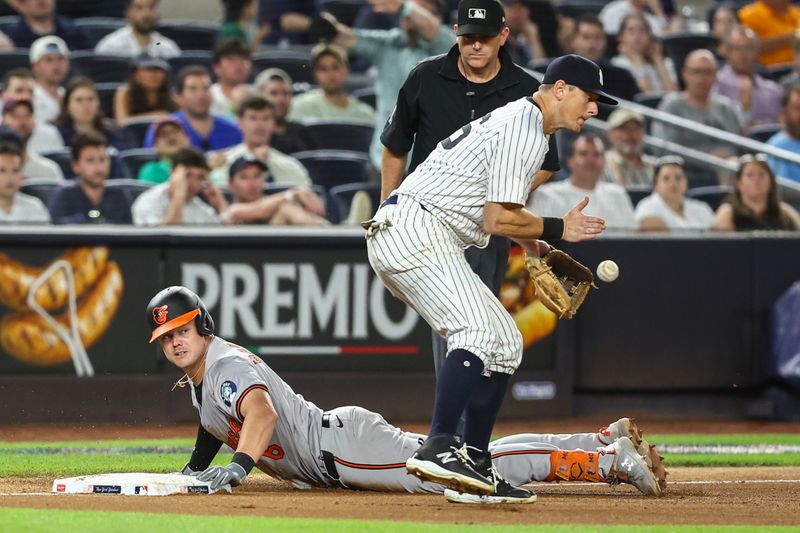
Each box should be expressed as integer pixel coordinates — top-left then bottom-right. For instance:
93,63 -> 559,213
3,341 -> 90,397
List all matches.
395,97 -> 550,249
190,336 -> 329,487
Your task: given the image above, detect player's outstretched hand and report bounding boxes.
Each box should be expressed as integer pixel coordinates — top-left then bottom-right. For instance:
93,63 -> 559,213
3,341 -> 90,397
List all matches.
193,463 -> 247,490
562,196 -> 606,242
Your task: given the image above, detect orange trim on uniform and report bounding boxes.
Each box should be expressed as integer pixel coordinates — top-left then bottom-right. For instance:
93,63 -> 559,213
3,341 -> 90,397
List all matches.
149,309 -> 200,342
491,449 -> 553,459
236,384 -> 269,420
333,457 -> 407,470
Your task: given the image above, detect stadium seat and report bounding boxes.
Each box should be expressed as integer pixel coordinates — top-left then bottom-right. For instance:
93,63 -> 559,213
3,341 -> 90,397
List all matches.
120,117 -> 157,148
762,65 -> 793,82
555,0 -> 606,18
301,121 -> 374,153
95,82 -> 121,119
75,18 -> 126,46
0,16 -> 17,33
0,50 -> 33,82
687,185 -> 732,211
625,185 -> 652,207
70,52 -> 132,83
747,124 -> 781,144
119,148 -> 158,180
20,178 -> 62,206
251,51 -> 314,84
346,72 -> 375,93
293,150 -> 373,190
528,58 -> 553,73
320,0 -> 365,26
41,149 -> 74,180
104,178 -> 154,201
156,22 -> 219,51
634,91 -> 666,109
352,87 -> 376,109
329,182 -> 380,224
662,33 -> 716,76
167,50 -> 214,77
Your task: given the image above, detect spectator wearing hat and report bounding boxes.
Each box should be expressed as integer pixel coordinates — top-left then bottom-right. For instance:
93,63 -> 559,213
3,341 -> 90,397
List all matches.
114,56 -> 176,126
5,0 -> 91,50
603,108 -> 656,187
714,26 -> 783,129
209,95 -> 311,188
288,44 -> 375,124
635,156 -> 715,231
320,0 -> 453,168
0,141 -> 50,223
0,103 -> 63,181
529,134 -> 637,230
138,118 -> 190,183
48,133 -> 132,224
95,0 -> 181,58
222,156 -> 330,225
255,68 -> 314,154
132,147 -> 227,225
210,40 -> 253,119
0,68 -> 65,160
30,35 -> 70,124
55,76 -> 128,152
143,66 -> 242,152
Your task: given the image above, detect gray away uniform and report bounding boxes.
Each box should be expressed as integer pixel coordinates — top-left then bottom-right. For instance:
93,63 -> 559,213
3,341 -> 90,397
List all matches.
191,336 -> 616,492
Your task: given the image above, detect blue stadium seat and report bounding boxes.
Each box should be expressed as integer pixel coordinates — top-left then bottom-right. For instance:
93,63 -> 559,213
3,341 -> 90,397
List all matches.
70,52 -> 132,83
41,149 -> 74,180
0,50 -> 33,82
747,123 -> 781,144
119,148 -> 158,179
167,50 -> 214,77
555,0 -> 606,18
251,51 -> 314,84
20,178 -> 62,206
75,18 -> 126,46
625,185 -> 652,207
0,16 -> 16,33
120,117 -> 157,148
662,33 -> 716,76
95,82 -> 121,119
104,178 -> 154,201
687,185 -> 732,211
293,150 -> 373,190
300,121 -> 374,153
352,87 -> 376,109
762,65 -> 793,82
329,182 -> 380,224
156,22 -> 219,51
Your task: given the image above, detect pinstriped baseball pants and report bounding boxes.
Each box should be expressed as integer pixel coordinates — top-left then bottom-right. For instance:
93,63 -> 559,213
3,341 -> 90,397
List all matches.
365,195 -> 523,374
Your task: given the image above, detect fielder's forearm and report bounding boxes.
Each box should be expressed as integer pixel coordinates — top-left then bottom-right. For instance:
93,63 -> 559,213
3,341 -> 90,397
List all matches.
484,202 -> 548,240
380,147 -> 408,201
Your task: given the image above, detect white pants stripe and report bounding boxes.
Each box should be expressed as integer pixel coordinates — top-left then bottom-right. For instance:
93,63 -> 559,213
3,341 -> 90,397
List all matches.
366,195 -> 523,374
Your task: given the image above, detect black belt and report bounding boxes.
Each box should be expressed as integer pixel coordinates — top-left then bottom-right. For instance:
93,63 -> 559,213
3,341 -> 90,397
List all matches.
380,194 -> 429,212
320,413 -> 340,481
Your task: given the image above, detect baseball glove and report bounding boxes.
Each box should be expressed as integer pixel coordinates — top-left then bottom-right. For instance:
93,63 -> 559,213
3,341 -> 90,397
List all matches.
524,249 -> 595,319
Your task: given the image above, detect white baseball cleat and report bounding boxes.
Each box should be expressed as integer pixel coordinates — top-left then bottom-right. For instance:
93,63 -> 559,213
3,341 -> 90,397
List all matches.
606,437 -> 663,497
443,458 -> 537,504
598,417 -> 642,447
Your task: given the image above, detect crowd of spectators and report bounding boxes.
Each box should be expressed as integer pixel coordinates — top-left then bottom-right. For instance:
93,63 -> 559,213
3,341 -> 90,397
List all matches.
0,0 -> 799,233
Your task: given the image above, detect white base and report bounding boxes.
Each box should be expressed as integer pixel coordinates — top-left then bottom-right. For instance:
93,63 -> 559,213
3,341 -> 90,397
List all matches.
52,473 -> 229,496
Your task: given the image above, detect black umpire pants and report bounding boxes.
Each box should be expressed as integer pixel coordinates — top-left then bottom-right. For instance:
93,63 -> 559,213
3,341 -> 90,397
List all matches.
430,235 -> 510,436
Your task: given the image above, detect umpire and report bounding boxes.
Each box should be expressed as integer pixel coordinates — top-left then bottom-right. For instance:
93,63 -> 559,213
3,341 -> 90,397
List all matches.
379,0 -> 560,411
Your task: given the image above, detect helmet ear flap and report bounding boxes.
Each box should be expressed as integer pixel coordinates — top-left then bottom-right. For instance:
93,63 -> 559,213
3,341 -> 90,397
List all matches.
196,307 -> 214,336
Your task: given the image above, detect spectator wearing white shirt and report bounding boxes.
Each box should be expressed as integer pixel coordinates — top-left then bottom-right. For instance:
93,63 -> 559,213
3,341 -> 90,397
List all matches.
528,134 -> 636,230
210,40 -> 252,119
635,156 -> 715,231
0,68 -> 65,165
132,147 -> 228,225
30,35 -> 69,125
95,0 -> 180,58
1,102 -> 63,181
599,0 -> 668,36
0,142 -> 50,224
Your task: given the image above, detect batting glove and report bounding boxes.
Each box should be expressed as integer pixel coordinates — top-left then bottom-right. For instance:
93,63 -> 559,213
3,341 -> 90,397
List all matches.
195,463 -> 248,490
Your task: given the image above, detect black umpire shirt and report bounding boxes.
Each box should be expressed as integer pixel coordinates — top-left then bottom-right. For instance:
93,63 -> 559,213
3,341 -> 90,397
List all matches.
381,44 -> 560,175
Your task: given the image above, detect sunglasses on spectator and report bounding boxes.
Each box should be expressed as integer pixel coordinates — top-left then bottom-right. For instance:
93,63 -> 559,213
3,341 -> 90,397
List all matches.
738,153 -> 768,164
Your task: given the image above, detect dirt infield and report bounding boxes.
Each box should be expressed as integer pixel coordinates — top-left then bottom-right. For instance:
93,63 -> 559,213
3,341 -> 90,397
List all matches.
1,468 -> 800,526
2,420 -> 800,526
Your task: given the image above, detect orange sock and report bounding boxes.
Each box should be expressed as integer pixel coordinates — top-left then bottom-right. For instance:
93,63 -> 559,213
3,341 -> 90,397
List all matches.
546,450 -> 606,483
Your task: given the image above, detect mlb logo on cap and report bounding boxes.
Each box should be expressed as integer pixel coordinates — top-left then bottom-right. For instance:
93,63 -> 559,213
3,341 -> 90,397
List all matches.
457,0 -> 505,37
469,8 -> 486,19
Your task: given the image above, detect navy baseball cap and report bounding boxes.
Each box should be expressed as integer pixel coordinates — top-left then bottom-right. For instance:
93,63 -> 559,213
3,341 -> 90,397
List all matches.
542,54 -> 618,106
456,0 -> 505,37
229,156 -> 268,180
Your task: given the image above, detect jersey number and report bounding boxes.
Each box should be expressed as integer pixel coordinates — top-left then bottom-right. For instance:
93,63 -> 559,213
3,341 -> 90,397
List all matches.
441,113 -> 492,150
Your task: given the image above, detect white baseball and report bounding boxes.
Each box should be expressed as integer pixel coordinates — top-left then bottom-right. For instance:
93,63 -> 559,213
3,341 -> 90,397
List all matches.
596,260 -> 619,283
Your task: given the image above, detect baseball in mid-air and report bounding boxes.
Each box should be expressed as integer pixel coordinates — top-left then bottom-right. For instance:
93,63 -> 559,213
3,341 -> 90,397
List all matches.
596,260 -> 619,283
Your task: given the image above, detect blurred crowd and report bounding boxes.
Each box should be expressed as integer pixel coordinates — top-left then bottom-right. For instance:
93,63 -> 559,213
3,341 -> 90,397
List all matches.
0,0 -> 799,233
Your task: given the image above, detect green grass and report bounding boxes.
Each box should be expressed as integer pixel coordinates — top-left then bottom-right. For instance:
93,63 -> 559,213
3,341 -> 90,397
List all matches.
0,509 -> 795,533
0,453 -> 232,477
648,434 -> 800,446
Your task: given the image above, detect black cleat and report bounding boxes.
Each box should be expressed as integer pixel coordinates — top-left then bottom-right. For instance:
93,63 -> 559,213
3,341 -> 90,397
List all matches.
406,434 -> 494,495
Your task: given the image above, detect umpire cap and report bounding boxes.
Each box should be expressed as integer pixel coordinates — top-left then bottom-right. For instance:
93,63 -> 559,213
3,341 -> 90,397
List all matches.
146,286 -> 215,343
